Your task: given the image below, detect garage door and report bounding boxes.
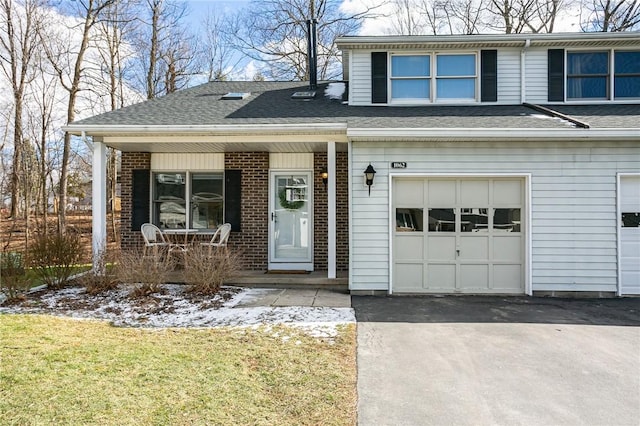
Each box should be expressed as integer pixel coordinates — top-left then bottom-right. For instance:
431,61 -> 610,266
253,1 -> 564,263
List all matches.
620,176 -> 640,295
393,178 -> 525,294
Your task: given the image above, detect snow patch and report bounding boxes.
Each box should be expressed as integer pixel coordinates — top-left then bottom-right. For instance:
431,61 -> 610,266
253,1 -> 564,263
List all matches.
325,82 -> 346,100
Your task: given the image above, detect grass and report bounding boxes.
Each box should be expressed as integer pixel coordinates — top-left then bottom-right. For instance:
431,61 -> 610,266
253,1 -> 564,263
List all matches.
0,315 -> 357,425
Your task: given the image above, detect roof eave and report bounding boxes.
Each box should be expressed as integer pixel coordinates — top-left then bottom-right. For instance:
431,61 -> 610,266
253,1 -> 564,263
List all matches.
347,128 -> 640,142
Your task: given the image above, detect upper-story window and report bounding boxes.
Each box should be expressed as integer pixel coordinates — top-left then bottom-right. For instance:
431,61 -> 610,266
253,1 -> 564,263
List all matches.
390,55 -> 431,101
436,54 -> 477,101
390,53 -> 477,103
566,50 -> 640,100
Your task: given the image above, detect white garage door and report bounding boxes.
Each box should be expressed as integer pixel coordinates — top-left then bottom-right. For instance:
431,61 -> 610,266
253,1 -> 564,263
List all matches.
620,176 -> 640,295
393,178 -> 525,294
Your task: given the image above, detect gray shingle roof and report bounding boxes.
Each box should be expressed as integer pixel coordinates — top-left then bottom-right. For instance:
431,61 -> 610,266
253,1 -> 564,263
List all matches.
71,81 -> 640,130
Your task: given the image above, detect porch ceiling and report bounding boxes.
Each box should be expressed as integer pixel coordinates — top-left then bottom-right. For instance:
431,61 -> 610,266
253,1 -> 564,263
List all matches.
106,140 -> 348,153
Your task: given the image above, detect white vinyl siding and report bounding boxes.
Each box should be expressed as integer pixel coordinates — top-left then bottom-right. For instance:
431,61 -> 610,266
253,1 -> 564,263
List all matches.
497,49 -> 521,103
350,141 -> 640,293
151,153 -> 224,170
350,50 -> 374,105
269,153 -> 313,169
524,48 -> 549,104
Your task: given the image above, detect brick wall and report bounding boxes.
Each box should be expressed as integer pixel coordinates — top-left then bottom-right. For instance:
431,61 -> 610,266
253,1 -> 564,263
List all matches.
119,150 -> 348,272
314,152 -> 349,271
225,152 -> 269,270
120,152 -> 151,251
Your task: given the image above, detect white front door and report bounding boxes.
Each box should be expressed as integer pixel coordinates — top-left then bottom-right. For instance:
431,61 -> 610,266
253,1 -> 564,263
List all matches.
393,178 -> 525,294
620,175 -> 640,295
269,171 -> 313,271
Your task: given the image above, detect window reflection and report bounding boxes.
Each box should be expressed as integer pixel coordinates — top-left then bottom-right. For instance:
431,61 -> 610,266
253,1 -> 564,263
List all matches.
428,208 -> 455,232
461,208 -> 488,232
494,208 -> 521,232
154,173 -> 186,229
396,208 -> 423,232
191,173 -> 223,229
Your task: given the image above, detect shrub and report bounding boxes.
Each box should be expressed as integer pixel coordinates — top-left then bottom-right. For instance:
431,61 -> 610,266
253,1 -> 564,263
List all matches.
27,231 -> 84,289
0,252 -> 30,301
78,248 -> 119,295
116,249 -> 175,297
184,245 -> 240,295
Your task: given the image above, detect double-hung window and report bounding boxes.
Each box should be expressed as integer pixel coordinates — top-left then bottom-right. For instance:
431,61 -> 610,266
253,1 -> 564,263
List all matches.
614,51 -> 640,99
436,54 -> 477,101
566,50 -> 640,100
389,53 -> 478,103
390,55 -> 431,101
567,51 -> 609,99
153,171 -> 223,230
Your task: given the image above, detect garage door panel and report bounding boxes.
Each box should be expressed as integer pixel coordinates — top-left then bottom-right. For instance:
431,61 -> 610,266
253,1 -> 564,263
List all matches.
395,235 -> 424,261
493,236 -> 522,262
493,264 -> 523,291
428,236 -> 456,260
426,264 -> 456,290
460,180 -> 489,205
395,180 -> 424,205
395,263 -> 424,290
459,236 -> 489,260
620,176 -> 640,295
428,180 -> 456,205
460,264 -> 489,289
494,180 -> 522,205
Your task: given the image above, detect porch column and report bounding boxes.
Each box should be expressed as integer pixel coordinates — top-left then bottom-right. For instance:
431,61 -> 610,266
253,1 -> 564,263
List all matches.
327,141 -> 336,279
92,139 -> 107,273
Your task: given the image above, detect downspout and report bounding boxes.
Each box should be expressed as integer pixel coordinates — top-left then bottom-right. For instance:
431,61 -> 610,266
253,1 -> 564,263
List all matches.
521,39 -> 531,104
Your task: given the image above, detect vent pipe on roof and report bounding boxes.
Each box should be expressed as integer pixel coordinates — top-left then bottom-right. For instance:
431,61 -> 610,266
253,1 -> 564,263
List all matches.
306,19 -> 318,90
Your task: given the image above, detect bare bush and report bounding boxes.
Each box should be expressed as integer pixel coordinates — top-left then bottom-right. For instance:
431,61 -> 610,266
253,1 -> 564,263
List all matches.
116,249 -> 175,297
78,248 -> 119,294
183,245 -> 240,295
0,252 -> 30,301
27,230 -> 85,289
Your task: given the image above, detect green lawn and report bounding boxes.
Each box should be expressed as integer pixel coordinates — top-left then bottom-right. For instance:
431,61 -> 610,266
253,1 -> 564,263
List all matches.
0,315 -> 357,425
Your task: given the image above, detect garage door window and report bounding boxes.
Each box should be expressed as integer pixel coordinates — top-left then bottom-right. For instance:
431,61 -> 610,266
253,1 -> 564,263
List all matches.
428,208 -> 455,232
461,208 -> 488,232
494,208 -> 521,232
396,208 -> 424,231
622,212 -> 640,227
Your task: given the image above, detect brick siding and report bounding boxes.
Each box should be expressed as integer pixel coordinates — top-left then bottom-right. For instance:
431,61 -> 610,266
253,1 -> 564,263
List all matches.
119,150 -> 348,272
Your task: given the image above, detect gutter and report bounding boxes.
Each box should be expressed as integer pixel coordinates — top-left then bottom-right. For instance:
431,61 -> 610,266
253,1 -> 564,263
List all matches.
347,127 -> 637,141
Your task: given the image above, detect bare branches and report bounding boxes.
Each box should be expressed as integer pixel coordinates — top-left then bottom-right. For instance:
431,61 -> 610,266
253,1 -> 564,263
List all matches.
580,0 -> 640,31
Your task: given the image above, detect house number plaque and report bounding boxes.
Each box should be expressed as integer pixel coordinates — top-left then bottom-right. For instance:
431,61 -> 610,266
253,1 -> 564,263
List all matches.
391,162 -> 407,169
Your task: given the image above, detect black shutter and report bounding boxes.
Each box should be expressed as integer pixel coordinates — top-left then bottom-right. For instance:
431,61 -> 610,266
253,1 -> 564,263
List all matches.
224,169 -> 241,232
371,52 -> 388,104
548,49 -> 565,102
481,50 -> 498,102
131,169 -> 150,231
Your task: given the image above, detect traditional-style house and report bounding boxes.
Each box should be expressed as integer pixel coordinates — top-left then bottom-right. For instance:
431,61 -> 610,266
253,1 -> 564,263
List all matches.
64,31 -> 640,296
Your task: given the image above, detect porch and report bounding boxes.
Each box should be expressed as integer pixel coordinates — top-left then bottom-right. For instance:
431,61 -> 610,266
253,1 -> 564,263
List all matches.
166,269 -> 349,291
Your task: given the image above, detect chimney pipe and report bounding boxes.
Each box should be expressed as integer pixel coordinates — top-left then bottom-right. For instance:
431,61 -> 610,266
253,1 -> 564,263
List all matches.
306,19 -> 318,90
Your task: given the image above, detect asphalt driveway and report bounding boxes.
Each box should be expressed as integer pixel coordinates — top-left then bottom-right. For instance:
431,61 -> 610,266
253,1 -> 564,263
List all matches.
353,296 -> 640,426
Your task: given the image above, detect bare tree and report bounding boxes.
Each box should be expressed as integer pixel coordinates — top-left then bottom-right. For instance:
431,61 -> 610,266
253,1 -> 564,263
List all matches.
38,0 -> 116,232
230,0 -> 383,81
580,0 -> 640,31
387,0 -> 425,35
201,8 -> 244,81
445,0 -> 486,34
0,0 -> 43,219
132,0 -> 197,99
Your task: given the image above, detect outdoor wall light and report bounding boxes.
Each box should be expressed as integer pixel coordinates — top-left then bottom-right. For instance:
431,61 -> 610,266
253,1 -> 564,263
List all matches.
364,163 -> 376,196
321,168 -> 328,191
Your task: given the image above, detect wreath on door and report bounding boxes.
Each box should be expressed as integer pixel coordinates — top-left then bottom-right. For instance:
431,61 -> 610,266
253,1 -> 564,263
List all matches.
279,188 -> 305,210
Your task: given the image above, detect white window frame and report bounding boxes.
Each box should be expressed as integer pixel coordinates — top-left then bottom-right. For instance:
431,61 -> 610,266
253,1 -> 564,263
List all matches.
434,52 -> 478,103
388,51 -> 479,104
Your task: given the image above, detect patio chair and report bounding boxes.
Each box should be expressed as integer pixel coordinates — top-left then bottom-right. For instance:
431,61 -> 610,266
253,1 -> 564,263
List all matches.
200,223 -> 231,254
141,223 -> 170,258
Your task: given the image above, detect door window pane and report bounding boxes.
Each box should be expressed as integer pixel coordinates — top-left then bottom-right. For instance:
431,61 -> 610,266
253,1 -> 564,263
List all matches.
153,173 -> 186,229
191,173 -> 223,229
493,208 -> 521,232
461,208 -> 488,232
396,208 -> 424,231
428,208 -> 455,232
